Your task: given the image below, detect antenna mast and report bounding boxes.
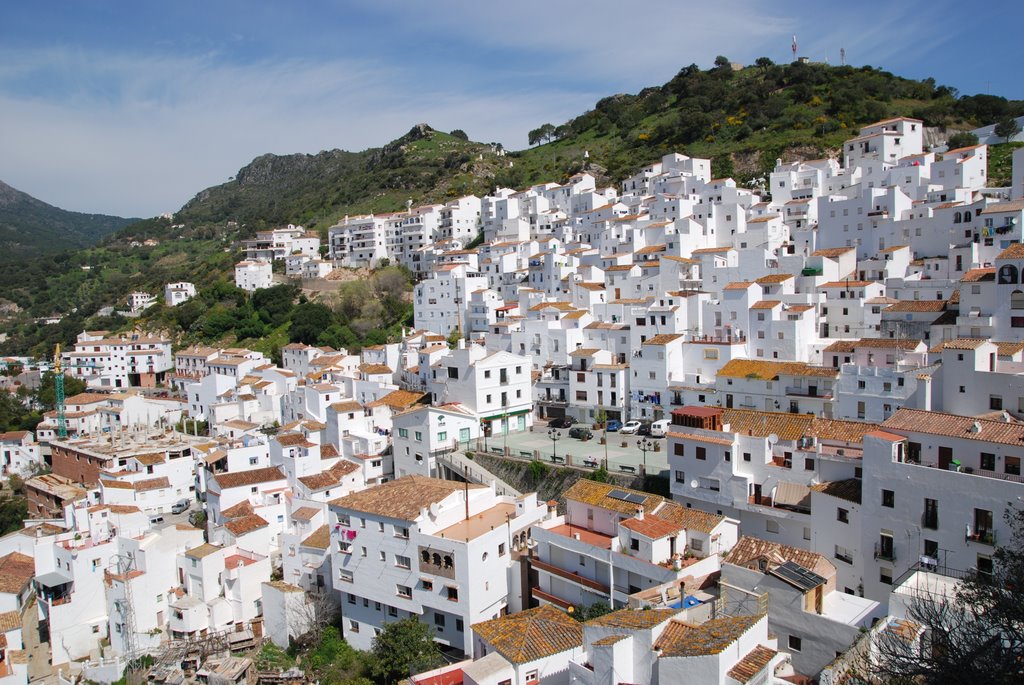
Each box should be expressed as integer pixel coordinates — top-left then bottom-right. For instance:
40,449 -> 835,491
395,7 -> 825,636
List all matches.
791,35 -> 798,62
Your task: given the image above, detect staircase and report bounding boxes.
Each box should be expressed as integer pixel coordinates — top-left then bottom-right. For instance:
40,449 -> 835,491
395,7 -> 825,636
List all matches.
435,449 -> 521,497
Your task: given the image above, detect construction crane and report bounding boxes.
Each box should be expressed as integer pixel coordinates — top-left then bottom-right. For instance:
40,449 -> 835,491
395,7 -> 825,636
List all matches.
54,344 -> 67,439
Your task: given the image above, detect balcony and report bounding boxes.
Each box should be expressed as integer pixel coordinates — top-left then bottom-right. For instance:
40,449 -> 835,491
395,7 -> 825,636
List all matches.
874,542 -> 896,562
530,558 -> 610,594
965,529 -> 996,546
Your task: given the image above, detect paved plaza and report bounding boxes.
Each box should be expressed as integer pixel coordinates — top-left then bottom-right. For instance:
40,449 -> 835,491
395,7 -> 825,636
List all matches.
467,422 -> 670,478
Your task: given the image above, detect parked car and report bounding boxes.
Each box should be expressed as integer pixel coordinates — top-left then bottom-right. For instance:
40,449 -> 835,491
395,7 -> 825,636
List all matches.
569,426 -> 593,440
605,419 -> 623,432
650,419 -> 671,438
171,499 -> 191,514
619,420 -> 643,434
549,416 -> 576,429
636,422 -> 652,436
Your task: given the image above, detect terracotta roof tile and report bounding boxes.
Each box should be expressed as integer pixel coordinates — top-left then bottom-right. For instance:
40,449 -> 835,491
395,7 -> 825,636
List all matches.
619,514 -> 683,539
810,479 -> 862,504
329,475 -> 482,520
882,408 -> 1024,446
214,466 -> 286,489
655,615 -> 761,656
727,645 -> 778,683
724,536 -> 826,574
588,607 -> 680,630
471,605 -> 582,664
0,552 -> 35,594
301,525 -> 331,550
563,480 -> 663,516
223,514 -> 269,536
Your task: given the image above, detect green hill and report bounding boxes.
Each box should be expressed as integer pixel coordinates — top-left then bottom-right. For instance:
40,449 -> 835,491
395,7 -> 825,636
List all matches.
2,60 -> 1023,357
0,180 -> 137,259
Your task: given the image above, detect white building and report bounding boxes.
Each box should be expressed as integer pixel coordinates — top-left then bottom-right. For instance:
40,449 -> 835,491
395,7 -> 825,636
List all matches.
234,260 -> 273,292
163,282 -> 196,306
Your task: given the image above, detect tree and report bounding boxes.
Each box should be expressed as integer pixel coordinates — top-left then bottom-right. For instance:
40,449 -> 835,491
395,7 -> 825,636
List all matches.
570,601 -> 612,622
289,302 -> 335,345
714,55 -> 731,69
994,116 -> 1022,142
289,590 -> 339,648
754,56 -> 774,74
450,129 -> 468,141
874,507 -> 1024,683
946,131 -> 979,150
369,617 -> 444,685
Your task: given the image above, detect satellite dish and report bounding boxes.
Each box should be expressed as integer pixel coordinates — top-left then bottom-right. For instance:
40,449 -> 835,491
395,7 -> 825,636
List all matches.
767,433 -> 779,446
428,502 -> 440,517
690,480 -> 699,489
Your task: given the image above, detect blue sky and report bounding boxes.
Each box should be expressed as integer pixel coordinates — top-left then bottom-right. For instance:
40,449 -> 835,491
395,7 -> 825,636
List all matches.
1,1 -> 1021,217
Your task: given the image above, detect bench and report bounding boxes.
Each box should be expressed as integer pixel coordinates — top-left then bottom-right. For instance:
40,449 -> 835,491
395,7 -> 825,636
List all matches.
520,450 -> 533,457
550,455 -> 565,464
582,459 -> 599,468
618,464 -> 637,473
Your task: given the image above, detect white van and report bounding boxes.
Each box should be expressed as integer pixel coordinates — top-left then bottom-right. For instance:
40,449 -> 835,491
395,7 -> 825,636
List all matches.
650,419 -> 671,437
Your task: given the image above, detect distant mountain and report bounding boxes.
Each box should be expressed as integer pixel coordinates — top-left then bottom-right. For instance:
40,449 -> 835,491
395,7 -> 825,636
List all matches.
0,180 -> 138,258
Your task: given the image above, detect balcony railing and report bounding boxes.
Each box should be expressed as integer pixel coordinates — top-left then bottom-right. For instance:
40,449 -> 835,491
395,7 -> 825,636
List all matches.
530,558 -> 610,594
874,542 -> 896,562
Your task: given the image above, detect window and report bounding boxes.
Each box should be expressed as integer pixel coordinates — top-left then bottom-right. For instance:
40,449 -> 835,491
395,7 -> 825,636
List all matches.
398,428 -> 408,438
349,619 -> 359,633
674,470 -> 685,483
837,508 -> 849,523
388,605 -> 398,617
395,555 -> 411,569
456,618 -> 464,632
396,585 -> 412,598
743,452 -> 751,462
882,489 -> 894,508
788,636 -> 802,652
437,431 -> 447,442
421,579 -> 433,591
394,525 -> 409,539
347,593 -> 356,605
1006,456 -> 1021,476
434,613 -> 445,627
696,446 -> 706,461
498,543 -> 506,556
446,586 -> 459,601
766,520 -> 780,534
804,457 -> 814,471
630,538 -> 640,551
674,443 -> 685,457
379,550 -> 386,562
980,453 -> 996,471
339,570 -> 353,583
880,567 -> 893,585
990,395 -> 1003,411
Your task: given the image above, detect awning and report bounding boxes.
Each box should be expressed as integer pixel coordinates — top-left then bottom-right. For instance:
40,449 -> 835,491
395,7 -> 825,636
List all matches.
480,409 -> 530,422
36,570 -> 73,587
774,481 -> 811,510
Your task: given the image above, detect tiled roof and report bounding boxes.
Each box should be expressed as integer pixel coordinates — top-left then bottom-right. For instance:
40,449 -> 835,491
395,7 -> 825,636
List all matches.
330,400 -> 363,413
723,281 -> 754,290
264,580 -> 305,593
935,338 -> 990,350
366,390 -> 427,410
884,300 -> 946,313
298,460 -> 359,491
0,610 -> 20,632
882,408 -> 1024,446
961,268 -> 995,282
221,500 -> 255,519
133,477 -> 171,492
724,536 -> 825,573
224,514 -> 269,536
852,338 -> 924,349
301,525 -> 331,550
981,200 -> 1024,215
996,242 -> 1024,260
720,409 -> 814,441
819,280 -> 875,288
810,418 -> 881,444
654,502 -> 725,534
214,466 -> 286,489
727,645 -> 778,683
275,432 -> 311,446
755,274 -> 794,284
749,300 -> 782,310
810,479 -> 862,504
620,514 -> 683,539
587,607 -> 680,630
563,480 -> 662,516
290,506 -> 320,521
642,334 -> 683,346
811,247 -> 854,257
717,359 -> 810,380
655,615 -> 761,656
471,604 -> 582,664
0,552 -> 35,594
185,543 -> 223,560
328,475 -> 482,520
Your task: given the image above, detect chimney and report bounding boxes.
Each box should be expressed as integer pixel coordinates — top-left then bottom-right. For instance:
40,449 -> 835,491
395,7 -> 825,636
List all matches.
636,505 -> 645,521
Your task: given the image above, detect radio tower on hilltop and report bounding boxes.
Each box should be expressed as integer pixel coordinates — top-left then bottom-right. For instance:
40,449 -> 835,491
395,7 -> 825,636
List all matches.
791,35 -> 798,62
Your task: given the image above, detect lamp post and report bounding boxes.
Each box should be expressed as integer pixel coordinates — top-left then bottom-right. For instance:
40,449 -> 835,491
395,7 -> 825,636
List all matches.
638,437 -> 655,475
548,427 -> 562,463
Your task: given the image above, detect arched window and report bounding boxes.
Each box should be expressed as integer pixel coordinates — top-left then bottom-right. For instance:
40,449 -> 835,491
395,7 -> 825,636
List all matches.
432,553 -> 442,566
1012,290 -> 1024,310
954,212 -> 962,224
963,211 -> 971,223
421,550 -> 430,563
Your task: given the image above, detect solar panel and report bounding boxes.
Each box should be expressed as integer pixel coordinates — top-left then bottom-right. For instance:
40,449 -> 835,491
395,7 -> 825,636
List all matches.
607,489 -> 647,505
770,561 -> 825,592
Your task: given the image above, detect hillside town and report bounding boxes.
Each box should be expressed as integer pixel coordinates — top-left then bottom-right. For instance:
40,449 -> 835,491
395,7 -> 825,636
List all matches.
2,118 -> 1024,685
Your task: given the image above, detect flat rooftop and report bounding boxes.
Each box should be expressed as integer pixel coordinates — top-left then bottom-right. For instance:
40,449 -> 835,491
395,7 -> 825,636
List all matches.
436,503 -> 517,542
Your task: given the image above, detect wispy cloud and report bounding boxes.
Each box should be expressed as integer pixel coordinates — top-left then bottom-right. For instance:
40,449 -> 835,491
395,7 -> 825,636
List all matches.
0,48 -> 594,216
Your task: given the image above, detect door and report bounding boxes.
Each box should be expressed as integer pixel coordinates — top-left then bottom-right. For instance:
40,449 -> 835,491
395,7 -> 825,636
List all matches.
938,446 -> 953,471
726,394 -> 733,409
753,484 -> 762,505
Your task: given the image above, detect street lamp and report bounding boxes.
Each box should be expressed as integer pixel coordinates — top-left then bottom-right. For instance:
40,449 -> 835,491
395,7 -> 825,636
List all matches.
548,428 -> 562,463
638,437 -> 655,474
